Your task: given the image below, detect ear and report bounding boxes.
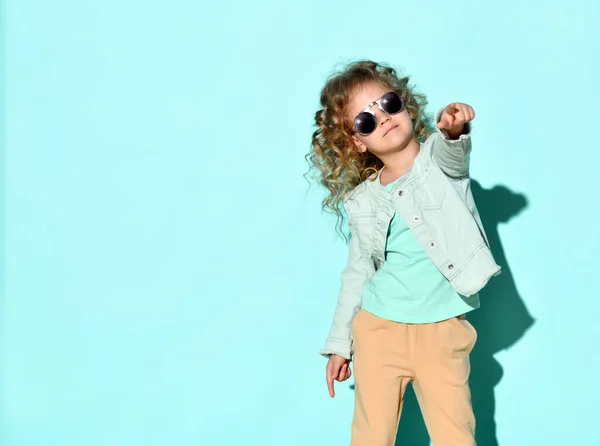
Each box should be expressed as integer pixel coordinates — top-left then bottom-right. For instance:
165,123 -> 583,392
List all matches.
351,134 -> 368,153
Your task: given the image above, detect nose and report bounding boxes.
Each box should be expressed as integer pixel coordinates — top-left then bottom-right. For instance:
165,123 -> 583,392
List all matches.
376,108 -> 391,127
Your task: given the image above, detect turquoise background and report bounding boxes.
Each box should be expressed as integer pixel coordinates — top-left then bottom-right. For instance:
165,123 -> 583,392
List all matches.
2,1 -> 599,445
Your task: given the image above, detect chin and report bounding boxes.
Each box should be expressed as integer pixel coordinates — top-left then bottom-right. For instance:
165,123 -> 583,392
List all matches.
387,135 -> 413,150
388,130 -> 411,143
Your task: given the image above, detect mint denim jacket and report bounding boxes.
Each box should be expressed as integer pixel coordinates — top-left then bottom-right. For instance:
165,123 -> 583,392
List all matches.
320,107 -> 502,360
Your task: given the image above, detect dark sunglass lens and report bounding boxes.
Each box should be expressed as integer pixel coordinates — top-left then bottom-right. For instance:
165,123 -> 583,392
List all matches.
354,112 -> 377,135
381,92 -> 403,114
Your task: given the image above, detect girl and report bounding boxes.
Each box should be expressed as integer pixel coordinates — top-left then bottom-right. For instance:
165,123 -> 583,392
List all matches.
306,60 -> 501,446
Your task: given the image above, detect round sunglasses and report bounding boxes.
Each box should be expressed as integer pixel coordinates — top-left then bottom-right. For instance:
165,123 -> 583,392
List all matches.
353,91 -> 404,136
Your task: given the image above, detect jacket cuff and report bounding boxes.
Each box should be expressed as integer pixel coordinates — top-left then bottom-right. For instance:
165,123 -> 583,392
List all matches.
319,339 -> 353,360
435,106 -> 472,143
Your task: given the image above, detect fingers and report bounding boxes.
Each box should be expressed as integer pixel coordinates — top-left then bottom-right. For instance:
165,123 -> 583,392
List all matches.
466,105 -> 475,121
337,363 -> 347,381
326,361 -> 337,397
437,103 -> 456,129
327,357 -> 354,397
437,112 -> 456,129
445,102 -> 458,116
437,103 -> 475,129
436,114 -> 453,129
337,362 -> 352,382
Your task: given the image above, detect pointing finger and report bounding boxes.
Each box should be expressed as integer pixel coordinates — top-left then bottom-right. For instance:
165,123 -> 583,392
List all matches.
436,113 -> 454,129
327,374 -> 335,397
326,363 -> 336,397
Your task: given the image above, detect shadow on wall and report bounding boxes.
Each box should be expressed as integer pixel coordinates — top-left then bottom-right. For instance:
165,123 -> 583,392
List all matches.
349,179 -> 536,446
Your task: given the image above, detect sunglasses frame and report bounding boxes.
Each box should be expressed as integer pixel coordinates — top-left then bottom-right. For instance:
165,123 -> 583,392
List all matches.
353,91 -> 404,136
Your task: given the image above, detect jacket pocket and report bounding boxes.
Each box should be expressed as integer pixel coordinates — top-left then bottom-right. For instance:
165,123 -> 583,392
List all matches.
412,166 -> 448,210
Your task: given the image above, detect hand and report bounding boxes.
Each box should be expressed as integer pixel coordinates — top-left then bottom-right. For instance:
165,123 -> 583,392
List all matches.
436,102 -> 475,137
326,354 -> 352,397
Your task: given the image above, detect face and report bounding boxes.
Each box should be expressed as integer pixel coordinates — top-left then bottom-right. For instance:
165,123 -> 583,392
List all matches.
346,82 -> 414,157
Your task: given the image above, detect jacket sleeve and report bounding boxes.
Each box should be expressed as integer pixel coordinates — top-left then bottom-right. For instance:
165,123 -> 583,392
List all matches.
431,106 -> 473,179
319,203 -> 370,360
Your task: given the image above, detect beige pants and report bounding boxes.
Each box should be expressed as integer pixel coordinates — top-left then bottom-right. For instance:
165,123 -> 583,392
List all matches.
350,308 -> 478,446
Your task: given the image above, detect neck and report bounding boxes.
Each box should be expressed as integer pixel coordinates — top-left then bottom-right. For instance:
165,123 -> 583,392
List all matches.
379,138 -> 420,181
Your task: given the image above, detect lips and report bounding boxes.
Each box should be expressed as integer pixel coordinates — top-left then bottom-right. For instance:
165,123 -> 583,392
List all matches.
384,125 -> 399,136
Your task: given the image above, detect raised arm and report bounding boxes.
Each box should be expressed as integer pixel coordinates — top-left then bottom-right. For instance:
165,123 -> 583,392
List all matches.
431,103 -> 475,179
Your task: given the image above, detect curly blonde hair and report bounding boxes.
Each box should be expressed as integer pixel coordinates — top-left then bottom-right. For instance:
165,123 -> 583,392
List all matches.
305,60 -> 434,242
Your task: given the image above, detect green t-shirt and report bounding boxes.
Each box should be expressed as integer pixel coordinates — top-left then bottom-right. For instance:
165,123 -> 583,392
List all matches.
360,172 -> 479,323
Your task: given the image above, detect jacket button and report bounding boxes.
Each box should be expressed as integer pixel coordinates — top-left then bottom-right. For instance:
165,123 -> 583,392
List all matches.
398,190 -> 404,196
414,216 -> 419,221
448,264 -> 454,270
430,242 -> 436,247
